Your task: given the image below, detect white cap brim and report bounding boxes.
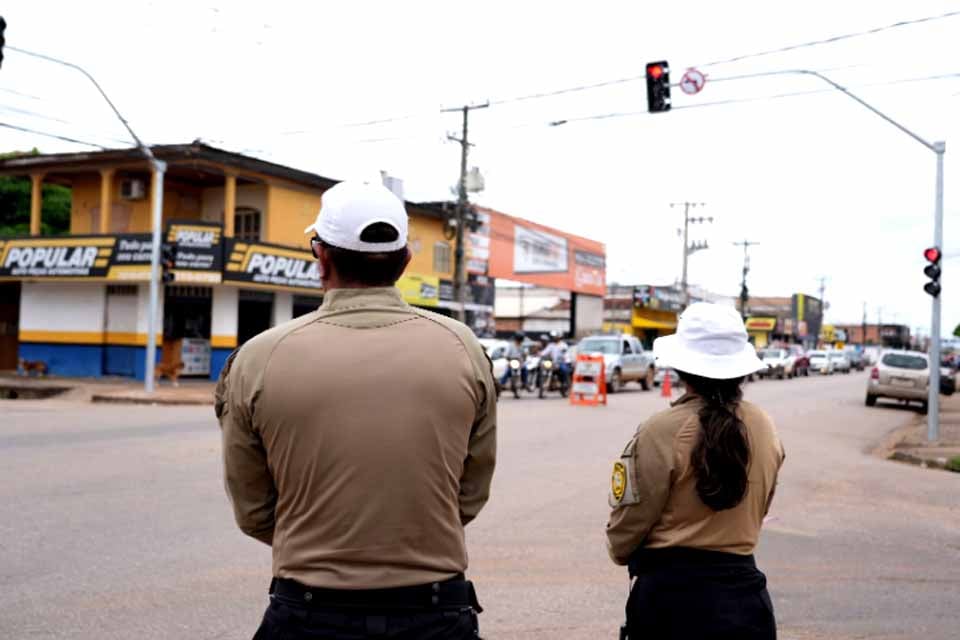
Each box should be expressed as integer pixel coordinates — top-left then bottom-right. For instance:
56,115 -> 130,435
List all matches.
653,333 -> 767,380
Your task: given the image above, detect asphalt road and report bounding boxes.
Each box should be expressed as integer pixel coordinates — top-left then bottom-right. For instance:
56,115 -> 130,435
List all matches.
1,372 -> 958,639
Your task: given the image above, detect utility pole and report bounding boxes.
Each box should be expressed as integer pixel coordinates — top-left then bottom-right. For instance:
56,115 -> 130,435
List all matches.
444,102 -> 489,323
877,306 -> 884,348
670,202 -> 710,306
732,240 -> 759,320
8,44 -> 166,394
816,276 -> 828,346
862,301 -> 868,347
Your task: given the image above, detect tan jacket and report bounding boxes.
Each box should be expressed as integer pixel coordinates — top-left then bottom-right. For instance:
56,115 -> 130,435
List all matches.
606,394 -> 785,565
215,287 -> 497,589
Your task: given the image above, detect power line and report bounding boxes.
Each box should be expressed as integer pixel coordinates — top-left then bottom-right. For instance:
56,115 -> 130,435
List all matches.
250,9 -> 960,138
0,121 -> 109,148
547,70 -> 960,127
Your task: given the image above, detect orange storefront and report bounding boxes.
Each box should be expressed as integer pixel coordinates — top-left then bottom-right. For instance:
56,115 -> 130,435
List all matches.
482,208 -> 606,296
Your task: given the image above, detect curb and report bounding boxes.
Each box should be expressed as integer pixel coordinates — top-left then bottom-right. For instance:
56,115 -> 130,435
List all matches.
888,450 -> 958,472
91,394 -> 213,406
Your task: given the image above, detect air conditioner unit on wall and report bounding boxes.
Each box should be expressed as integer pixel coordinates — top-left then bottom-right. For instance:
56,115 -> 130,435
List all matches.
120,178 -> 146,200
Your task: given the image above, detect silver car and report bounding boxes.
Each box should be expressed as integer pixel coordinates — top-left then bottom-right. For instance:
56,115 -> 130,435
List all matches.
866,350 -> 929,413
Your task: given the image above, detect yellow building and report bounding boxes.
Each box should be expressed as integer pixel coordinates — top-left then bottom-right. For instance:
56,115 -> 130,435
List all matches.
0,142 -> 454,379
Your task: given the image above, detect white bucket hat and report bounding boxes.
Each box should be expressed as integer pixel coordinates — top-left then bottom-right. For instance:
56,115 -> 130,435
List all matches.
303,180 -> 409,252
653,302 -> 767,379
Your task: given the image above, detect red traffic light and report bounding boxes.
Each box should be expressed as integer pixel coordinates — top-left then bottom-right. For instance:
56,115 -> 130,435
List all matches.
647,64 -> 664,80
924,247 -> 941,262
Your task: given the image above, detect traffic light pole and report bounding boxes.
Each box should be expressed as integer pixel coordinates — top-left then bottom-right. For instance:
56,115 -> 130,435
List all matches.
710,68 -> 945,441
9,45 -> 166,393
930,142 -> 945,440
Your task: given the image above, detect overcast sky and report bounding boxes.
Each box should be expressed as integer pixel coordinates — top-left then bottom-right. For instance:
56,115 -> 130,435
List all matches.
2,1 -> 959,333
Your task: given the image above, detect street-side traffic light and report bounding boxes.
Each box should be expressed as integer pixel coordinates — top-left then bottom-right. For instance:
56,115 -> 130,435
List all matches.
161,242 -> 175,283
645,60 -> 671,113
0,16 -> 7,70
923,246 -> 941,297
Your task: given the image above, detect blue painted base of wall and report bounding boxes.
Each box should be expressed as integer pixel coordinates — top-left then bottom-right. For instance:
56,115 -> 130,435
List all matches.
210,348 -> 234,381
19,343 -> 103,378
19,343 -> 162,380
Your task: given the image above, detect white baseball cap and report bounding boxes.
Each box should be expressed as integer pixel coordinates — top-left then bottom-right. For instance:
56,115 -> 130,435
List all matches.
653,302 -> 767,379
303,180 -> 409,252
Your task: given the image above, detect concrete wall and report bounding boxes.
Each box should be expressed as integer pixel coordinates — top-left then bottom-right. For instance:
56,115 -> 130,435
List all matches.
273,292 -> 293,326
574,293 -> 603,337
18,282 -> 106,377
201,184 -> 268,226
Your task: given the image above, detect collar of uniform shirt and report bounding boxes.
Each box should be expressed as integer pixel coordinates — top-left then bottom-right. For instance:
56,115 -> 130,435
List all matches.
669,392 -> 701,408
320,286 -> 408,312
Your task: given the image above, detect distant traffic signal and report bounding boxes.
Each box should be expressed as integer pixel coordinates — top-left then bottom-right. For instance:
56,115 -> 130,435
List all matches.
161,242 -> 175,283
0,16 -> 7,70
923,246 -> 941,297
645,61 -> 671,113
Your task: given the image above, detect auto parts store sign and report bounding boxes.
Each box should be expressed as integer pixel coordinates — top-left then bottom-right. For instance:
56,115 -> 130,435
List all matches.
0,235 -> 153,281
223,239 -> 321,291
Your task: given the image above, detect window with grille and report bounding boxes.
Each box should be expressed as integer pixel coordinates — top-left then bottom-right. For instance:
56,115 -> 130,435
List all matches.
433,242 -> 452,273
234,207 -> 262,242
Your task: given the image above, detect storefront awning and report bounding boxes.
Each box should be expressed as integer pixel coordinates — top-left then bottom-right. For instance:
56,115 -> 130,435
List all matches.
632,316 -> 678,330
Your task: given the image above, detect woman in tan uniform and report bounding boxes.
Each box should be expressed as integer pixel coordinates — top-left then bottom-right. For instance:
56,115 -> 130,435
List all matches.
606,302 -> 785,639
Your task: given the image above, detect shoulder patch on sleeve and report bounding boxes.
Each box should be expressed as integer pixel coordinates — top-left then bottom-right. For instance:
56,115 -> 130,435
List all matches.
609,435 -> 641,507
214,348 -> 241,420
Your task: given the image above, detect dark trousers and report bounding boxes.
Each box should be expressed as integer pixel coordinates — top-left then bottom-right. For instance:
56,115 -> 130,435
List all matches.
625,547 -> 776,640
253,576 -> 481,639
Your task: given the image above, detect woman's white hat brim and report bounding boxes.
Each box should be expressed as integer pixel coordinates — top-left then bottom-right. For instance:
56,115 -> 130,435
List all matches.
653,333 -> 767,380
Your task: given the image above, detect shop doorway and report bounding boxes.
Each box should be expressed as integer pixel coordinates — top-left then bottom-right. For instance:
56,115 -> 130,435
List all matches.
238,290 -> 274,346
0,282 -> 21,371
163,285 -> 213,377
293,294 -> 323,318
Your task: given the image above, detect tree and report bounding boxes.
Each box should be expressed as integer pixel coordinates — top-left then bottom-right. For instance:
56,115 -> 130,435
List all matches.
0,149 -> 72,236
953,323 -> 960,338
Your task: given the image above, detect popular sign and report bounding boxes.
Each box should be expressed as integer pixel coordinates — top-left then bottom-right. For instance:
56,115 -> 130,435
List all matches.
223,239 -> 320,291
165,221 -> 223,284
0,235 -> 153,281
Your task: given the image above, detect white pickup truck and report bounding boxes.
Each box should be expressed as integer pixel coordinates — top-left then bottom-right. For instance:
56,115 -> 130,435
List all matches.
576,334 -> 657,392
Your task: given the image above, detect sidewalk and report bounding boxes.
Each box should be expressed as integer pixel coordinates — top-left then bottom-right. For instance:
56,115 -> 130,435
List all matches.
876,393 -> 960,472
0,372 -> 215,405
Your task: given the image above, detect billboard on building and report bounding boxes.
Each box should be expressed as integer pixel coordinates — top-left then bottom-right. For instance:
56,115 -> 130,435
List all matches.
223,239 -> 321,292
483,207 -> 605,296
165,221 -> 223,284
0,234 -> 153,281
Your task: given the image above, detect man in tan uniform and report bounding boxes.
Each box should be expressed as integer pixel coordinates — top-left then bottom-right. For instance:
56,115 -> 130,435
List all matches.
215,180 -> 497,639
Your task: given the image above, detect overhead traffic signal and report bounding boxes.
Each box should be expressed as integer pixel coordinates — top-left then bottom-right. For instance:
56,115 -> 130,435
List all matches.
645,60 -> 671,113
923,246 -> 941,297
161,242 -> 175,283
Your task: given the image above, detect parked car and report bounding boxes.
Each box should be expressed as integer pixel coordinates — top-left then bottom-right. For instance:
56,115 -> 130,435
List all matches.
831,351 -> 852,374
576,334 -> 656,393
807,350 -> 834,374
757,348 -> 795,379
866,350 -> 932,413
845,349 -> 866,371
654,367 -> 680,388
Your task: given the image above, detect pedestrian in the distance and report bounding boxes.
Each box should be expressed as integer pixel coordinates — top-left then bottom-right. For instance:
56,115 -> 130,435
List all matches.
216,180 -> 497,639
606,302 -> 785,640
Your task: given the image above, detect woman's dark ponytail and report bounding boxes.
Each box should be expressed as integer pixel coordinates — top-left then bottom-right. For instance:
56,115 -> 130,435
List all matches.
677,371 -> 750,511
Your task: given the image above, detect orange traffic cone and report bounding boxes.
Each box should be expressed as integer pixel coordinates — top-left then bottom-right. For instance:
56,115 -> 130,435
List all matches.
661,369 -> 673,398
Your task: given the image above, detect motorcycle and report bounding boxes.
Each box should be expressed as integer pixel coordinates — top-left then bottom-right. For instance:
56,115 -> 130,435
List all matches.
497,358 -> 523,399
537,358 -> 569,398
524,355 -> 541,392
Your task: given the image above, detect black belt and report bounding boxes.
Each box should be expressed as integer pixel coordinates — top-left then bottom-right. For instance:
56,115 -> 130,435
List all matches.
269,574 -> 482,612
628,546 -> 756,577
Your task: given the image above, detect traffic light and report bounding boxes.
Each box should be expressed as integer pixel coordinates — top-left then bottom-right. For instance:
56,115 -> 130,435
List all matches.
923,246 -> 941,297
161,242 -> 175,283
645,60 -> 671,113
0,16 -> 7,70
